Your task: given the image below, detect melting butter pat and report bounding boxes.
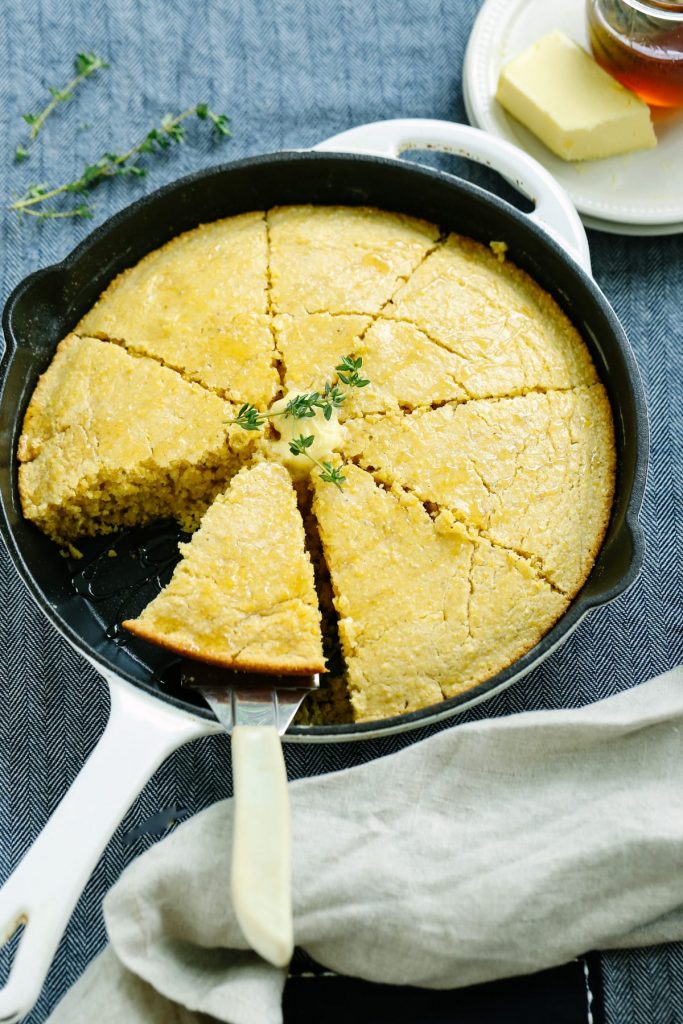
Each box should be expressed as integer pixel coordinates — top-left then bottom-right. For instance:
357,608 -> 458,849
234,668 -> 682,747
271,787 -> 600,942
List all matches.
496,31 -> 656,161
269,391 -> 345,476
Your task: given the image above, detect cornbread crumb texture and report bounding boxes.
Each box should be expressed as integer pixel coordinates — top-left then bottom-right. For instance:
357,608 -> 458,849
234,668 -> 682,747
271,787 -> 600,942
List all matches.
78,213 -> 278,406
18,334 -> 243,543
344,386 -> 615,596
385,233 -> 598,397
123,461 -> 325,673
268,205 -> 441,315
274,313 -> 468,417
313,465 -> 567,722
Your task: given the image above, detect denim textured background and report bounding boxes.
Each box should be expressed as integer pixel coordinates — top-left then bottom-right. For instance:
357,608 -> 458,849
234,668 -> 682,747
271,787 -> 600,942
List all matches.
0,1 -> 681,1021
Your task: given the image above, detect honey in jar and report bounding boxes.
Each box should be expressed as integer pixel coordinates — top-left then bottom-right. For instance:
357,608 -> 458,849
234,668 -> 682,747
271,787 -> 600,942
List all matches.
587,0 -> 683,107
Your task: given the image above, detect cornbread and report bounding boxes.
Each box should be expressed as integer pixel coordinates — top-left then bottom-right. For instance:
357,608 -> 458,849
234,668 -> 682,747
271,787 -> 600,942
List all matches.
274,314 -> 468,417
313,465 -> 568,722
268,205 -> 441,315
18,205 -> 617,724
385,233 -> 598,397
123,462 -> 325,673
343,388 -> 615,595
78,213 -> 278,406
18,334 -> 245,543
274,313 -> 372,397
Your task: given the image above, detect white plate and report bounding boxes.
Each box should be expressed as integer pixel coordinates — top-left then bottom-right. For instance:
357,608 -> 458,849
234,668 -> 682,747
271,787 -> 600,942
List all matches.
463,0 -> 683,235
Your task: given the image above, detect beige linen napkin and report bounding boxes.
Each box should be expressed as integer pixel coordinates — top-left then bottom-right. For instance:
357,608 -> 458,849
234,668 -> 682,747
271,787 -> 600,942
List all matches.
48,667 -> 683,1024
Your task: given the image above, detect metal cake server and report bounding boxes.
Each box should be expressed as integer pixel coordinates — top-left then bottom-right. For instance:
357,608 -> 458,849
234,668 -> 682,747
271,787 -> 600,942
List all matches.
181,663 -> 319,968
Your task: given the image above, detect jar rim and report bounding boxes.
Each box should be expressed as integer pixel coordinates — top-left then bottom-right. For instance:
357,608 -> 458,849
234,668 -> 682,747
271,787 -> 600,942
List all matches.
619,0 -> 683,21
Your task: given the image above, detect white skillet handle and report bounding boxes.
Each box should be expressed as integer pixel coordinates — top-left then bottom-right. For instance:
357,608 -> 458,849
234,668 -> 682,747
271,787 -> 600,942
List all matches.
314,118 -> 592,274
0,679 -> 211,1024
231,725 -> 293,968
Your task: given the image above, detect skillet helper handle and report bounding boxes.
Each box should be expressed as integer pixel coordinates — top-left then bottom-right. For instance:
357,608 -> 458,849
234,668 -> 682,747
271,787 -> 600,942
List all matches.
231,725 -> 293,968
314,117 -> 592,275
0,680 -> 208,1024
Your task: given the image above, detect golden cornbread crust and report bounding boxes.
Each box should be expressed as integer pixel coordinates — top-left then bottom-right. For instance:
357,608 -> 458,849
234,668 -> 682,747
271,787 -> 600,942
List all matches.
268,205 -> 441,316
77,212 -> 278,407
123,462 -> 326,674
17,206 -> 616,723
313,465 -> 569,722
343,386 -> 616,596
385,233 -> 598,398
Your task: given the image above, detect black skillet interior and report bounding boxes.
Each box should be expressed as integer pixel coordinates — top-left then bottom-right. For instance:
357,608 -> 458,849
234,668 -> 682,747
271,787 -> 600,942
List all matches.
0,152 -> 648,738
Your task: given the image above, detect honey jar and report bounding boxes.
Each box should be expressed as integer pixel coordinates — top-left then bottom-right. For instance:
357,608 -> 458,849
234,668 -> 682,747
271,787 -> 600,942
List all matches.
587,0 -> 683,107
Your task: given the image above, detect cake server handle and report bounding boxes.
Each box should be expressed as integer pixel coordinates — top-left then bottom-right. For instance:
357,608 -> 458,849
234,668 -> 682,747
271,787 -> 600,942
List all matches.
314,118 -> 591,274
183,673 -> 314,969
231,725 -> 293,967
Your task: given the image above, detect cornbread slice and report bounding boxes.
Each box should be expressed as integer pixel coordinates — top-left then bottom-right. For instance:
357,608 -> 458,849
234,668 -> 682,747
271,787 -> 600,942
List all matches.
274,314 -> 467,417
78,213 -> 278,406
18,335 -> 248,543
343,387 -> 615,595
123,462 -> 326,674
385,234 -> 598,397
312,465 -> 567,722
274,312 -> 371,392
268,205 -> 441,315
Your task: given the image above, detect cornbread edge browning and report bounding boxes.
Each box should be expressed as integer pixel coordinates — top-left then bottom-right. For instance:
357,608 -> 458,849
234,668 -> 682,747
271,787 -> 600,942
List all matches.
123,461 -> 326,674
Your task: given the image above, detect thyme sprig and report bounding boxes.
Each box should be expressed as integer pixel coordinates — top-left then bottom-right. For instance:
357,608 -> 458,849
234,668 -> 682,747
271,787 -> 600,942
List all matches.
288,435 -> 347,491
335,354 -> 370,389
232,404 -> 265,431
16,52 -> 109,161
10,103 -> 230,219
230,355 -> 369,431
229,355 -> 369,489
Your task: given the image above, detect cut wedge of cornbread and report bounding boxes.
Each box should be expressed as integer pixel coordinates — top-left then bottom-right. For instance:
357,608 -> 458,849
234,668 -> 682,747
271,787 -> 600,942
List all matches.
274,313 -> 468,417
343,387 -> 615,596
268,205 -> 441,315
312,465 -> 567,722
123,461 -> 326,674
385,233 -> 598,397
18,334 -> 247,543
78,213 -> 278,405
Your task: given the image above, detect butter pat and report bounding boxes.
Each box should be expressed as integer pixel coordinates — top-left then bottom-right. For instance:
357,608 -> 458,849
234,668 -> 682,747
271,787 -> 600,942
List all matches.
268,391 -> 345,476
496,31 -> 656,161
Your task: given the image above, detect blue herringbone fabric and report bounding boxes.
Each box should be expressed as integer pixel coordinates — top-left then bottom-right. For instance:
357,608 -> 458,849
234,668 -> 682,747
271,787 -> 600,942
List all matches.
0,2 -> 681,1021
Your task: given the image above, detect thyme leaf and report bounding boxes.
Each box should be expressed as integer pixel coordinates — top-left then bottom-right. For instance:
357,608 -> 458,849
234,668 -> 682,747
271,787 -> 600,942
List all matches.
335,354 -> 370,388
318,461 -> 347,490
288,434 -> 316,456
230,404 -> 265,431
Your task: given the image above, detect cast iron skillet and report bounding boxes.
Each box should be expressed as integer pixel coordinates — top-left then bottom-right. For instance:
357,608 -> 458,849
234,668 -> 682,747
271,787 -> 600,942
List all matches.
0,139 -> 647,739
0,121 -> 649,1020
